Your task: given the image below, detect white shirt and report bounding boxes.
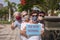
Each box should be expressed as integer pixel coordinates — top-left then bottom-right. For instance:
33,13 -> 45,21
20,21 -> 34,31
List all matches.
21,22 -> 29,30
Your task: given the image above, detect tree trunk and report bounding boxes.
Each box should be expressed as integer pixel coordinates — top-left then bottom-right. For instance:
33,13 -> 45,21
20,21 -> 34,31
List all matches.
8,8 -> 11,22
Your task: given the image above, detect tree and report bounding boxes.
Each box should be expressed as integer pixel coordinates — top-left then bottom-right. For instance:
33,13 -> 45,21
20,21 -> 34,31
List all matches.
17,4 -> 23,12
38,0 -> 60,16
18,0 -> 33,11
20,0 -> 60,16
0,6 -> 9,20
21,0 -> 26,5
4,0 -> 16,22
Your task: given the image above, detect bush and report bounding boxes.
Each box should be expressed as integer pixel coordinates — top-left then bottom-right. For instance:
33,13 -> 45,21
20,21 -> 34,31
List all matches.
0,21 -> 12,24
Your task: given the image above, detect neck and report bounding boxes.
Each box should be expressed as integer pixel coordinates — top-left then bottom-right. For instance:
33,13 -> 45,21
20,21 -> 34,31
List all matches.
25,20 -> 29,22
29,20 -> 37,24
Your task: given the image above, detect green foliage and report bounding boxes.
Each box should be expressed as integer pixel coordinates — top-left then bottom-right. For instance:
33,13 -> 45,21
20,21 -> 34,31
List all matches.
4,0 -> 9,2
0,21 -> 11,24
4,0 -> 60,15
17,0 -> 33,11
4,0 -> 17,13
0,6 -> 9,16
17,4 -> 23,12
0,6 -> 9,20
20,0 -> 60,15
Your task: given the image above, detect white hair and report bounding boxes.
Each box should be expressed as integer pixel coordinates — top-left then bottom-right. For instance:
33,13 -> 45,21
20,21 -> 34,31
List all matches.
13,12 -> 20,16
21,11 -> 27,15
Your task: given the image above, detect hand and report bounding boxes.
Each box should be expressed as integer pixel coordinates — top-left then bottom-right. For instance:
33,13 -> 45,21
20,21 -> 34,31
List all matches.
23,27 -> 26,30
20,30 -> 28,38
41,30 -> 44,37
11,23 -> 15,30
41,30 -> 44,34
20,27 -> 28,38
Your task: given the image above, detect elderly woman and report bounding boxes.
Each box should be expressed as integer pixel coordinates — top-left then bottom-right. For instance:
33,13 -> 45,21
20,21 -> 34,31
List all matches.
21,11 -> 28,22
20,11 -> 30,40
11,11 -> 21,30
11,12 -> 22,40
11,11 -> 29,40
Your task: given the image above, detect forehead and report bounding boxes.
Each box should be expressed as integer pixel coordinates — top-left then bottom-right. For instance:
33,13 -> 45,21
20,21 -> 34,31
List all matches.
32,13 -> 37,15
39,13 -> 44,15
14,13 -> 20,16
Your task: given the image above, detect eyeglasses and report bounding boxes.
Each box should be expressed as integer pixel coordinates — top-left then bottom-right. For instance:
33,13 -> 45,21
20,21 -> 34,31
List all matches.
38,15 -> 44,17
23,14 -> 28,17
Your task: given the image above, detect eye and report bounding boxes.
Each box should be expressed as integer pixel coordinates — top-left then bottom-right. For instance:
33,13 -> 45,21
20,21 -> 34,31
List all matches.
38,15 -> 44,17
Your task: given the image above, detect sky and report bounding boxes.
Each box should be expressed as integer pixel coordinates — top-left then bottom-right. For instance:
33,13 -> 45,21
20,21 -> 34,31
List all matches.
0,0 -> 20,6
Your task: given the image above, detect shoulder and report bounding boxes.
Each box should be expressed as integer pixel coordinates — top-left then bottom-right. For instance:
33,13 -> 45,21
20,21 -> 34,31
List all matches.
38,23 -> 44,27
14,21 -> 18,23
14,21 -> 21,26
38,23 -> 43,25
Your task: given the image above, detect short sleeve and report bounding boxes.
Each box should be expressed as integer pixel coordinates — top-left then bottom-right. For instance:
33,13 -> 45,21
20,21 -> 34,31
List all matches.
21,22 -> 29,30
14,21 -> 18,27
21,23 -> 26,30
38,23 -> 44,31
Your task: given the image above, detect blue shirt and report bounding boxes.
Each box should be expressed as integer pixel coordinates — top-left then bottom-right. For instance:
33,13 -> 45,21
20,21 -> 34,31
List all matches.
14,20 -> 21,29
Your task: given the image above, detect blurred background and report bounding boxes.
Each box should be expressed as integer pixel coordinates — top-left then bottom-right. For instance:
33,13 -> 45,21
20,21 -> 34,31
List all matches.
0,0 -> 60,40
0,0 -> 60,23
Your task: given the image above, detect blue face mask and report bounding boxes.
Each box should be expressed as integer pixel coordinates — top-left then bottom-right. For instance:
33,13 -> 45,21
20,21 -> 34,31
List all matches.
32,16 -> 37,21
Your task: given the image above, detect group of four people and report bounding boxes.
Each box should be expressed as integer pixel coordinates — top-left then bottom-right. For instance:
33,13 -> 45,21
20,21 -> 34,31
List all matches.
11,10 -> 45,40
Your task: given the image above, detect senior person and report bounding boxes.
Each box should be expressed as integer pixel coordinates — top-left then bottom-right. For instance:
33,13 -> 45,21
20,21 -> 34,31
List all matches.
11,11 -> 21,30
11,12 -> 22,40
21,11 -> 28,22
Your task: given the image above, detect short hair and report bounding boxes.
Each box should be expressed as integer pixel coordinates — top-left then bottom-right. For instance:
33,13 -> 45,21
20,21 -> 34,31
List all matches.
21,11 -> 28,17
39,11 -> 45,15
30,10 -> 39,16
13,11 -> 21,16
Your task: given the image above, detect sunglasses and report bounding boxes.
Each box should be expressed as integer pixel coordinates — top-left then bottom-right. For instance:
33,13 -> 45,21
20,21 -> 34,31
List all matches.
32,15 -> 37,17
38,15 -> 44,17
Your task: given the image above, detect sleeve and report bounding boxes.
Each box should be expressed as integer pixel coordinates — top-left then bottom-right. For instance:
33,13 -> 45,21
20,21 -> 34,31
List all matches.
21,23 -> 23,30
21,23 -> 26,30
20,22 -> 28,30
14,21 -> 18,27
38,23 -> 44,31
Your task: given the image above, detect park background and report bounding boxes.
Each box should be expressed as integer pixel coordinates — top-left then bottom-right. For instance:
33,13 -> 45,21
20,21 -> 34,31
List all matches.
0,0 -> 60,40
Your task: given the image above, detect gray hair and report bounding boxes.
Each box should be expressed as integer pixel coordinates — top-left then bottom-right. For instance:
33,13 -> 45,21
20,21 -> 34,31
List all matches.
13,11 -> 21,17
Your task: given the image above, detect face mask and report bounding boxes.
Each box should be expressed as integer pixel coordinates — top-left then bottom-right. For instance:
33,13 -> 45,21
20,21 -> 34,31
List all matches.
32,16 -> 37,22
16,16 -> 21,20
22,15 -> 29,21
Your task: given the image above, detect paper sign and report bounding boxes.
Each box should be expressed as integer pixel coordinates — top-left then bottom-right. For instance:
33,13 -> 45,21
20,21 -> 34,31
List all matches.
26,24 -> 42,36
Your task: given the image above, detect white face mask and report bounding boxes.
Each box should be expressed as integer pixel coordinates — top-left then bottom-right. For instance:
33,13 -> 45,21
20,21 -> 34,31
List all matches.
22,15 -> 29,21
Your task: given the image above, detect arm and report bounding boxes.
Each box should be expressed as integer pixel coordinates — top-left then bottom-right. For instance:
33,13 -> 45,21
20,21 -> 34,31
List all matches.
20,30 -> 27,38
41,24 -> 44,36
20,27 -> 27,38
41,30 -> 44,36
11,22 -> 17,30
